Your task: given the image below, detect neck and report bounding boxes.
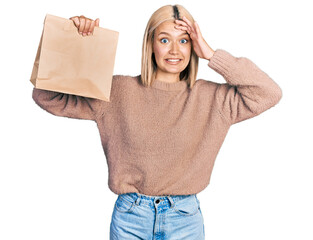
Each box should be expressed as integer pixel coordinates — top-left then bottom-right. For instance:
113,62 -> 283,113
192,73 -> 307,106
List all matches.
155,71 -> 180,83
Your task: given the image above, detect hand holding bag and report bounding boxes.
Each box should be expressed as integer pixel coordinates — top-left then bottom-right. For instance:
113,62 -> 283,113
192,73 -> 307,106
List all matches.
30,14 -> 119,101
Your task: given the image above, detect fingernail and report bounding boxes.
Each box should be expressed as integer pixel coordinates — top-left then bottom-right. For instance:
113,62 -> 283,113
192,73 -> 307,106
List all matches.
87,32 -> 91,35
83,32 -> 86,36
79,32 -> 82,35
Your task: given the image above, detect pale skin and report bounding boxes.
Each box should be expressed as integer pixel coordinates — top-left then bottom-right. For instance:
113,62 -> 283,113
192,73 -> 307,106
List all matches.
69,15 -> 215,83
69,15 -> 99,36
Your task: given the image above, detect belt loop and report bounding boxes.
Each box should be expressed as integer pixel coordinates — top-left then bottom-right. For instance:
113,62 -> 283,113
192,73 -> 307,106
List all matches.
135,193 -> 141,205
167,196 -> 175,208
194,194 -> 200,206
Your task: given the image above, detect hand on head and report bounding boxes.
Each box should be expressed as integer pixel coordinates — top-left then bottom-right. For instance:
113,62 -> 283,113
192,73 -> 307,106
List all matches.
175,16 -> 214,60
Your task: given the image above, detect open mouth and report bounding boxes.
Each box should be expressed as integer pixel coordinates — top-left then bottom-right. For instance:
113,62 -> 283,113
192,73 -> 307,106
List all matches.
165,58 -> 182,64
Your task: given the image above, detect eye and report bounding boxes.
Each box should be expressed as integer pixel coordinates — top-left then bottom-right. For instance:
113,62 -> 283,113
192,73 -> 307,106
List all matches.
160,38 -> 169,43
180,39 -> 188,44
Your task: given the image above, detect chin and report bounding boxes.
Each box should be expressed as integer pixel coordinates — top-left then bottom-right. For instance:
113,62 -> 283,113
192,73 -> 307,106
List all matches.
157,61 -> 188,76
165,69 -> 184,74
163,65 -> 186,73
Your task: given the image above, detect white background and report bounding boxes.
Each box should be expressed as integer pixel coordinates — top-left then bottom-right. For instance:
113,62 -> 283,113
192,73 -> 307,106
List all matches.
1,0 -> 312,239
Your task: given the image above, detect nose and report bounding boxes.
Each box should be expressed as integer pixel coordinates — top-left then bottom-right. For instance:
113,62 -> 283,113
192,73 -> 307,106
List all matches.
169,42 -> 179,55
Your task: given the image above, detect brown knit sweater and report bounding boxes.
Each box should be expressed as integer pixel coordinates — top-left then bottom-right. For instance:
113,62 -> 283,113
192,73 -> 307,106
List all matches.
32,49 -> 282,196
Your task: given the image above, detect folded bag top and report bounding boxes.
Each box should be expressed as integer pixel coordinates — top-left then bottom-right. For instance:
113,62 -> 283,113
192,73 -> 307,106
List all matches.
30,14 -> 119,101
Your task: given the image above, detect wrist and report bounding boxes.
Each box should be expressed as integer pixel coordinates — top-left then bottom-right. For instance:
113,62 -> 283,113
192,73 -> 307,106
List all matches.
206,49 -> 215,61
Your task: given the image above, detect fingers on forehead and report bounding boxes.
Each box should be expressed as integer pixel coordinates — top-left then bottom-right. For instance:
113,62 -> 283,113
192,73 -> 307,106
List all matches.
175,19 -> 187,25
182,16 -> 193,25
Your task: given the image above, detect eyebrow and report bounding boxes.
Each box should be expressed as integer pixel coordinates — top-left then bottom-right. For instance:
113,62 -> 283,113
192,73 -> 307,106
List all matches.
158,32 -> 189,36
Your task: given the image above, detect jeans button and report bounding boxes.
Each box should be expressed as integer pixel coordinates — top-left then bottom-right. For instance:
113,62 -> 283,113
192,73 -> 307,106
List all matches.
155,199 -> 160,204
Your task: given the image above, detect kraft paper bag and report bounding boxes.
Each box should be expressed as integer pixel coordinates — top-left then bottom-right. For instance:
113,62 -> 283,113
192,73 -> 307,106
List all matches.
30,14 -> 119,101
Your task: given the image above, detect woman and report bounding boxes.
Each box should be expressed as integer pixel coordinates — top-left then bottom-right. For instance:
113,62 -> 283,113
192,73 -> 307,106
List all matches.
32,4 -> 282,239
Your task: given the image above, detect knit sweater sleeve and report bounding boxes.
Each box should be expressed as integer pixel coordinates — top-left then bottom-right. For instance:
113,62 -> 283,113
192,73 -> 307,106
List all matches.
208,49 -> 282,125
32,88 -> 106,121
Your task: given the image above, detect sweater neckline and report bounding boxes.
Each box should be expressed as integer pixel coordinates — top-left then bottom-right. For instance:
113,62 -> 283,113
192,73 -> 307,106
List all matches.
151,79 -> 187,91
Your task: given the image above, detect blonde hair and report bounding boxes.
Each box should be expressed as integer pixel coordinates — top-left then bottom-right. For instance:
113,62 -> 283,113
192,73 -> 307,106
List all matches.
141,4 -> 199,88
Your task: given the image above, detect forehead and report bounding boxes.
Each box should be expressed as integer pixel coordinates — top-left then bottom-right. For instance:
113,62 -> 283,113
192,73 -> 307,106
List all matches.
155,20 -> 187,36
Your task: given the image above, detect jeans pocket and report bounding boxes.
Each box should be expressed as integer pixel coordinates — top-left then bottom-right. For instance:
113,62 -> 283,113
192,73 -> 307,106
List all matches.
114,194 -> 137,213
173,195 -> 199,216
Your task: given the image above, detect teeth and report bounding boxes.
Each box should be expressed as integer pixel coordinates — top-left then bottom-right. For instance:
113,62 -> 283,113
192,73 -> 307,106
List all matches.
166,59 -> 181,62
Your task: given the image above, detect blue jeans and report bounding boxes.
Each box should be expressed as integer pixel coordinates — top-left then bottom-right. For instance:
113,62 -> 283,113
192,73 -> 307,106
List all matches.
110,192 -> 205,240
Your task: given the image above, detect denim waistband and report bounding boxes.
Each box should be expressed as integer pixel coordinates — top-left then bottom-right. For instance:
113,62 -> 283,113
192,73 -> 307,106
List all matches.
119,192 -> 198,209
134,192 -> 195,201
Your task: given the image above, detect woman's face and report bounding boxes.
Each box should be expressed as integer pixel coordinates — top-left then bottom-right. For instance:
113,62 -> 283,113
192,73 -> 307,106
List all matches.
153,20 -> 191,79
